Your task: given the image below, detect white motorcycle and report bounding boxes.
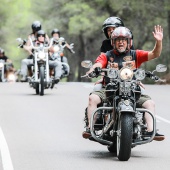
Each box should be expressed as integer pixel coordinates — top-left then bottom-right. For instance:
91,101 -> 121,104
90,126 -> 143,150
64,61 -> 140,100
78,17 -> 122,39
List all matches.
28,38 -> 54,96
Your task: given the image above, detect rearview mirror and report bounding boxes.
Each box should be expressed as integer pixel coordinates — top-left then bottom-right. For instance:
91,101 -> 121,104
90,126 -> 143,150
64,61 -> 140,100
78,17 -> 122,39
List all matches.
156,64 -> 167,72
81,60 -> 92,68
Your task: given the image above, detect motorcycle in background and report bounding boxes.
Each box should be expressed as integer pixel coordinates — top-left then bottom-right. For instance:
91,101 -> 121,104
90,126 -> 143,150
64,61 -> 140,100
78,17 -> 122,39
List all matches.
50,37 -> 74,78
0,60 -> 16,82
27,38 -> 54,96
81,60 -> 167,161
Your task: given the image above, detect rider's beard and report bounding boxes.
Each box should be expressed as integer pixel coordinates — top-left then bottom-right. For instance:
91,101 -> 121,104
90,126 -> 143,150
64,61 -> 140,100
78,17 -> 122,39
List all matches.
116,46 -> 126,53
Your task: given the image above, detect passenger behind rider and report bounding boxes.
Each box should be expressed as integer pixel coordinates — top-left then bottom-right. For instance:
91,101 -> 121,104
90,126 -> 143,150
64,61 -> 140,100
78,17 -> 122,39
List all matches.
82,25 -> 165,141
0,48 -> 15,79
22,30 -> 62,84
20,21 -> 49,81
50,28 -> 75,75
94,16 -> 134,90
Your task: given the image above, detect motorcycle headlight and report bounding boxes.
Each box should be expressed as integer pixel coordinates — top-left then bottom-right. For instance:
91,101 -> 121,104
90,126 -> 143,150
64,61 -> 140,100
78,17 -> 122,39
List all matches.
8,73 -> 15,82
0,63 -> 4,68
38,51 -> 46,59
107,68 -> 118,79
120,67 -> 133,81
135,69 -> 145,80
53,46 -> 60,52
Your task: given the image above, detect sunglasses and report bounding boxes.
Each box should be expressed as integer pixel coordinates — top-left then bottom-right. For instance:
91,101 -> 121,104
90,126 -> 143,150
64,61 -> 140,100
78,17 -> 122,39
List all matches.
115,37 -> 127,42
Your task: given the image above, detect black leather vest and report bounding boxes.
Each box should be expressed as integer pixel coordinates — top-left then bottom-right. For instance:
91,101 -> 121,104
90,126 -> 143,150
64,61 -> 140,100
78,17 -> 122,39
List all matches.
105,50 -> 137,70
103,50 -> 137,85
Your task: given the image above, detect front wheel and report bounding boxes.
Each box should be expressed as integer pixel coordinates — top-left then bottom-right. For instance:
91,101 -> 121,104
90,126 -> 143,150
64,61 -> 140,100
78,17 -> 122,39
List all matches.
35,83 -> 39,95
117,113 -> 133,161
39,66 -> 45,96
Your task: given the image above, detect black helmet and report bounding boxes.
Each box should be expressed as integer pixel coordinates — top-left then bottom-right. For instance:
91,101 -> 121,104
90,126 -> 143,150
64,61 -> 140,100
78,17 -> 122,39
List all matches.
102,17 -> 124,38
111,27 -> 132,52
51,28 -> 60,37
37,30 -> 46,38
32,21 -> 41,33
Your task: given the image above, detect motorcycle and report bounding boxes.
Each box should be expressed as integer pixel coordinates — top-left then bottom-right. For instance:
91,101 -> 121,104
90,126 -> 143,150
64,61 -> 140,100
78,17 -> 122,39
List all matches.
50,37 -> 74,78
81,60 -> 167,161
0,60 -> 16,82
27,37 -> 54,96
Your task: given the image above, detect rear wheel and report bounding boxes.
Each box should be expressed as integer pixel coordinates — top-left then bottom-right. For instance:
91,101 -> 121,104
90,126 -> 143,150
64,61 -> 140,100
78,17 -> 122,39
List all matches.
39,66 -> 45,96
117,113 -> 133,161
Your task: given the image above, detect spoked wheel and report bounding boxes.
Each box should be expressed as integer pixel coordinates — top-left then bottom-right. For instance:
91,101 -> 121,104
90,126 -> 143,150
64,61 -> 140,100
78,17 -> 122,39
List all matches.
117,113 -> 133,161
39,66 -> 45,96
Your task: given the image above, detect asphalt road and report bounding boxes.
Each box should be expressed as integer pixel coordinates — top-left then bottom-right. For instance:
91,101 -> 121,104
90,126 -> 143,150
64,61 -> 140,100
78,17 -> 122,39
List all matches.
0,82 -> 170,170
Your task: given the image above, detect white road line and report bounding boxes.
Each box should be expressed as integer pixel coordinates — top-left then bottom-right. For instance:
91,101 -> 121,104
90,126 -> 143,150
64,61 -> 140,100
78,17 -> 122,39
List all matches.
0,127 -> 14,170
156,115 -> 170,124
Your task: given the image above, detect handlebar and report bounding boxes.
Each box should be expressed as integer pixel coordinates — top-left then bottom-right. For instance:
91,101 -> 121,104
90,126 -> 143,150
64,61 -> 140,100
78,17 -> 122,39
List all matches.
81,74 -> 89,78
16,38 -> 27,48
145,71 -> 166,82
29,37 -> 54,50
81,67 -> 103,78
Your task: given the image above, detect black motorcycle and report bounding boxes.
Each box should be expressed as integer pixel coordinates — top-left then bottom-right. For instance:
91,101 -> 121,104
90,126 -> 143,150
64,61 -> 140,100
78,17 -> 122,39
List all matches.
81,60 -> 167,161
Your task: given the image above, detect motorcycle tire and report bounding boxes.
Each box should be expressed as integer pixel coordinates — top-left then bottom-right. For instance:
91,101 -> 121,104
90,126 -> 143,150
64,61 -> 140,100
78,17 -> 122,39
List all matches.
39,66 -> 45,96
117,113 -> 133,161
35,83 -> 39,95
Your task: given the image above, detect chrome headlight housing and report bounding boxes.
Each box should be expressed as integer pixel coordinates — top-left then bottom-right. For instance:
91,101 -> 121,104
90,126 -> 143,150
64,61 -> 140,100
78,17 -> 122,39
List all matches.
38,51 -> 46,60
107,68 -> 118,79
135,69 -> 145,80
120,67 -> 133,81
53,45 -> 60,52
0,63 -> 4,68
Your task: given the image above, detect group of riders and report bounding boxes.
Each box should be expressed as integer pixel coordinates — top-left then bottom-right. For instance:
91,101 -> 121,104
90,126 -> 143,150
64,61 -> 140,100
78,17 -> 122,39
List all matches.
0,16 -> 165,141
20,20 -> 75,84
0,20 -> 75,83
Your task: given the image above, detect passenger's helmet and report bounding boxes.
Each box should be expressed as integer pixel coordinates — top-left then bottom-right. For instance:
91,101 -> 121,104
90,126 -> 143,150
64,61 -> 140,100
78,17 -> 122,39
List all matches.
111,27 -> 132,52
32,21 -> 41,33
102,17 -> 124,38
51,28 -> 60,37
37,30 -> 46,38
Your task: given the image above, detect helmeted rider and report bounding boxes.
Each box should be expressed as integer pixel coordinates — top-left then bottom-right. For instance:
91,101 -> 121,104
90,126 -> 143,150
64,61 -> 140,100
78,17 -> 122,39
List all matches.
51,28 -> 74,53
50,28 -> 75,75
21,29 -> 62,84
101,16 -> 126,53
94,16 -> 134,90
82,25 -> 165,141
20,21 -> 50,81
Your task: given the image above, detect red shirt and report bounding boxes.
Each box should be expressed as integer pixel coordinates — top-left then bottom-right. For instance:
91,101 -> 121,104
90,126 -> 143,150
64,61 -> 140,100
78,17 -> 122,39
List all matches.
95,50 -> 149,69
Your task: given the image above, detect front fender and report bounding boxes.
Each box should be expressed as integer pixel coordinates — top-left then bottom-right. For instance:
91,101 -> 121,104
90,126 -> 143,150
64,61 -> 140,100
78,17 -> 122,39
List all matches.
118,100 -> 135,113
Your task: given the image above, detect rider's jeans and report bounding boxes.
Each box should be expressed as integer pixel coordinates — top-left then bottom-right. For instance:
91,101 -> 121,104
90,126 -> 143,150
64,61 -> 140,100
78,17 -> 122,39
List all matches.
21,58 -> 33,76
49,60 -> 62,78
21,58 -> 62,78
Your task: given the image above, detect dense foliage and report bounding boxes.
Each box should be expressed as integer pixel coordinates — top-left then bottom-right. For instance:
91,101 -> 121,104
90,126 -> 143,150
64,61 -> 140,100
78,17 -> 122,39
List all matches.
0,0 -> 170,83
